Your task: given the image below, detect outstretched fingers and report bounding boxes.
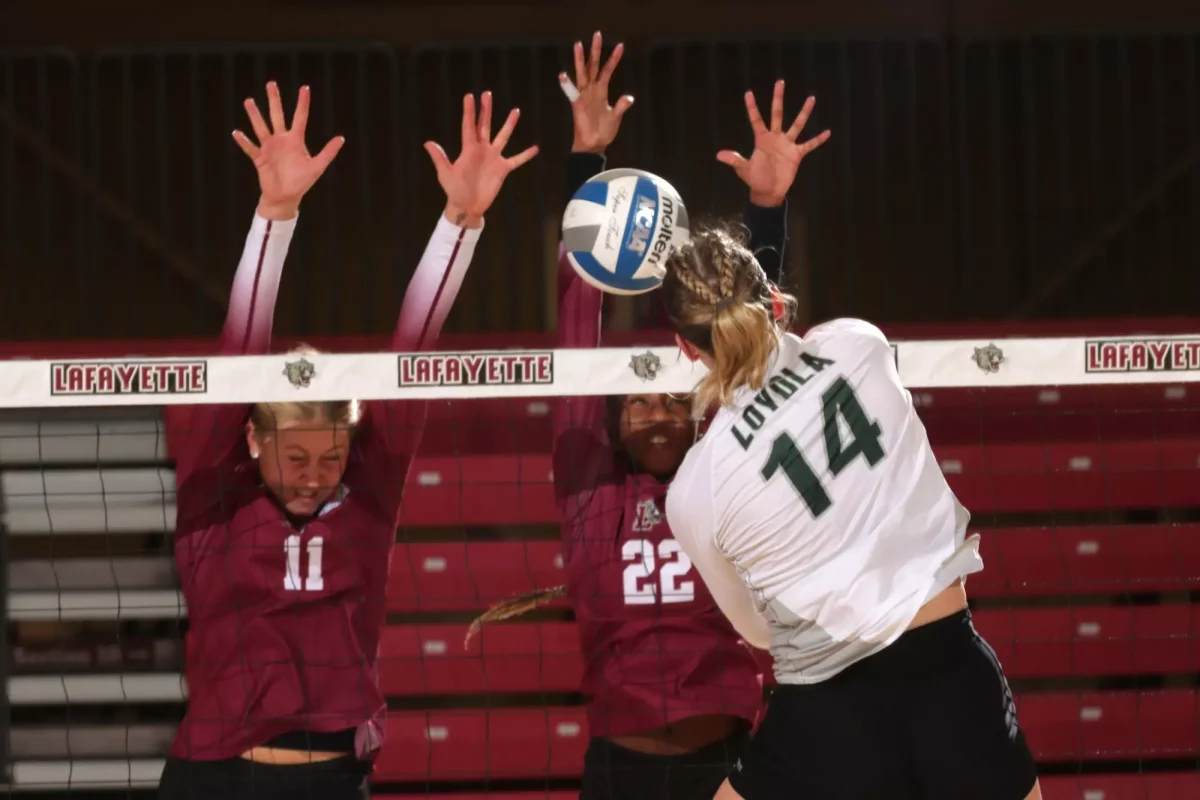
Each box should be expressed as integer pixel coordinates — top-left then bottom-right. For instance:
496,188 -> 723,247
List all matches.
492,106 -> 538,168
786,95 -> 817,141
743,90 -> 768,136
243,97 -> 271,144
291,85 -> 311,135
477,91 -> 493,143
266,81 -> 287,134
800,128 -> 832,155
769,79 -> 785,133
597,41 -> 624,86
231,129 -> 260,161
460,93 -> 478,148
312,135 -> 346,172
588,31 -> 603,83
716,149 -> 748,171
572,40 -> 589,91
491,107 -> 520,151
424,140 -> 452,175
505,144 -> 539,171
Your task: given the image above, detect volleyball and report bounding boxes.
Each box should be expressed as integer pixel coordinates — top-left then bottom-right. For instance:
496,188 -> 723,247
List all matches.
562,168 -> 691,296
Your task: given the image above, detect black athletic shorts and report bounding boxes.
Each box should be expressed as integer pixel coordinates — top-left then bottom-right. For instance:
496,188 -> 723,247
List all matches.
729,610 -> 1038,800
157,754 -> 369,800
580,725 -> 751,800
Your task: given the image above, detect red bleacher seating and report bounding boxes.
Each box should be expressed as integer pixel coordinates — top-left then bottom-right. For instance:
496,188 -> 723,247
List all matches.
384,526 -> 1200,615
974,524 -> 1200,596
1020,690 -> 1200,761
978,605 -> 1200,677
1041,773 -> 1200,800
388,541 -> 566,613
375,708 -> 589,782
397,439 -> 1200,524
400,384 -> 1200,521
375,609 -> 1200,698
379,622 -> 581,696
369,694 -> 1200,781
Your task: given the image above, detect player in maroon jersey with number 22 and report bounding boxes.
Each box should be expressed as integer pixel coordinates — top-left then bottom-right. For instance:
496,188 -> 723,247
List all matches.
157,82 -> 536,800
471,33 -> 829,800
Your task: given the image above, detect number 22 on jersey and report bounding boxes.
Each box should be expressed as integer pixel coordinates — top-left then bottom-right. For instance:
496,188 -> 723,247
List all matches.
622,539 -> 696,605
761,377 -> 886,518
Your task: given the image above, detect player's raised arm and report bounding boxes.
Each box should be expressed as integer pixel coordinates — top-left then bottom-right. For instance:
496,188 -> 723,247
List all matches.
169,82 -> 343,514
352,91 -> 537,516
720,80 -> 830,284
556,32 -> 634,352
552,33 -> 635,506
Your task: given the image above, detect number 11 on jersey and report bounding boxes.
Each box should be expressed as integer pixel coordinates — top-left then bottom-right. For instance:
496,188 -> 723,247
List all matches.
761,377 -> 885,518
284,534 -> 324,592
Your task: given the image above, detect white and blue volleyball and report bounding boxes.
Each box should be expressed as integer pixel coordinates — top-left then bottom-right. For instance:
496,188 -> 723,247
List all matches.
562,168 -> 690,296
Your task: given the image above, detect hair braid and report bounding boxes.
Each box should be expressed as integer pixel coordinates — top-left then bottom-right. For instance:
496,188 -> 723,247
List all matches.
714,248 -> 739,300
672,255 -> 720,305
661,222 -> 800,413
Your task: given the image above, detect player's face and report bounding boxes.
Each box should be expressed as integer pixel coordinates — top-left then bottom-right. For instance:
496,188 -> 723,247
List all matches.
251,423 -> 352,516
618,393 -> 694,478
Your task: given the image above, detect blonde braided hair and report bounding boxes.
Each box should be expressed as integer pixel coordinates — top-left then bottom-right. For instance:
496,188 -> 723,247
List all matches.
662,225 -> 797,413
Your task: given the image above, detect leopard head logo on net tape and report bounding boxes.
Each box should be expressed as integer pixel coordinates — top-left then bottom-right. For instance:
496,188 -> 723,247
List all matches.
972,344 -> 1005,374
283,357 -> 317,389
629,351 -> 662,382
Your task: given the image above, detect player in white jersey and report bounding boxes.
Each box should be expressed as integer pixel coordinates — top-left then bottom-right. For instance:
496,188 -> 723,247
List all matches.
659,230 -> 1042,800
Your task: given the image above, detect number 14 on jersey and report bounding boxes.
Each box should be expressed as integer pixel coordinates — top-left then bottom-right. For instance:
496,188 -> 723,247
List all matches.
761,377 -> 886,518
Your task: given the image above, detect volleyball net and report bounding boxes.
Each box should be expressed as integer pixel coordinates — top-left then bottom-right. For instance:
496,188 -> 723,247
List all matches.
1,330 -> 1199,797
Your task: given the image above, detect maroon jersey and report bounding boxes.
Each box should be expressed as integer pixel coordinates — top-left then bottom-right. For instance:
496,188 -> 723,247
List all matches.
167,213 -> 481,760
553,252 -> 763,738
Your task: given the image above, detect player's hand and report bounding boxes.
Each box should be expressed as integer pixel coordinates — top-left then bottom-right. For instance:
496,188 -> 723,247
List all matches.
232,82 -> 345,221
718,80 -> 831,208
561,31 -> 634,154
425,91 -> 539,229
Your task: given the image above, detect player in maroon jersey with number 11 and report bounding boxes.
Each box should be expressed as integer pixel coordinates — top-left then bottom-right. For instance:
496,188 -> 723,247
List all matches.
158,82 -> 536,800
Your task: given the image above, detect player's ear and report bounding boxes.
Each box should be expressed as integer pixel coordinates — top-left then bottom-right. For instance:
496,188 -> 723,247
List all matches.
675,333 -> 701,362
245,421 -> 261,460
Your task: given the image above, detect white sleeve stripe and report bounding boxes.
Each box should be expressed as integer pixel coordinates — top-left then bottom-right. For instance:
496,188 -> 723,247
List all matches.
223,213 -> 296,348
394,215 -> 483,349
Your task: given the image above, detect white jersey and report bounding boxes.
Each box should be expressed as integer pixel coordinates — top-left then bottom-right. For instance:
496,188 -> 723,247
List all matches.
665,319 -> 982,684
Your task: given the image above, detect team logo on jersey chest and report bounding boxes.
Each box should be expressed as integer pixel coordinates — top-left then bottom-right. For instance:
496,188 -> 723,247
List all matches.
632,497 -> 663,532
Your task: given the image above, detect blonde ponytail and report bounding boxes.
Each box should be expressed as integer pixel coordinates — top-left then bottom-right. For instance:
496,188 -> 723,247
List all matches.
702,300 -> 781,409
661,225 -> 797,414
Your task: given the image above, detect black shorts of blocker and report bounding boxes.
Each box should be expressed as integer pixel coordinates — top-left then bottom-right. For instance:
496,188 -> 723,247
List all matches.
580,725 -> 751,800
157,754 -> 369,800
729,610 -> 1038,800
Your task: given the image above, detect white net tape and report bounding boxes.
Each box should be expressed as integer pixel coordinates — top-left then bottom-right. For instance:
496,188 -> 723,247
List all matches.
2,334 -> 1198,410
